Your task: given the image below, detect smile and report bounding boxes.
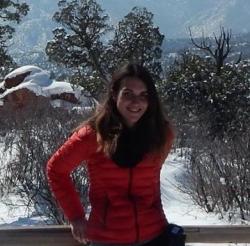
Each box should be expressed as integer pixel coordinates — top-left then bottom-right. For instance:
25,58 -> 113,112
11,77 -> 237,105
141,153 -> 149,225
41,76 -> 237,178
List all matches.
127,108 -> 141,113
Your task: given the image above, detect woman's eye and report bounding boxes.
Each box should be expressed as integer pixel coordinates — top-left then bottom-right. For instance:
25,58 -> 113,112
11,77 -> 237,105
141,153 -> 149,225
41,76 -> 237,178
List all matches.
121,91 -> 148,101
122,91 -> 133,98
140,94 -> 148,100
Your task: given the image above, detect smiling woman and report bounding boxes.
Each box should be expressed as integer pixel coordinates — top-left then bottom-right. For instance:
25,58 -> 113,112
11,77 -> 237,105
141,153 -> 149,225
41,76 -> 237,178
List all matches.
115,78 -> 149,127
46,63 -> 175,246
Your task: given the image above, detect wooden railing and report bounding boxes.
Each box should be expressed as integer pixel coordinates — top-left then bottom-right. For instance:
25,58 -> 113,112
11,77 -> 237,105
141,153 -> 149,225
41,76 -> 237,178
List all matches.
1,225 -> 250,245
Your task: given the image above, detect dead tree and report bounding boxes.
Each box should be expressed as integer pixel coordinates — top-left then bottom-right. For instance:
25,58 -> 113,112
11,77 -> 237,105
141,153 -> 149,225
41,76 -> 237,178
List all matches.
189,27 -> 233,75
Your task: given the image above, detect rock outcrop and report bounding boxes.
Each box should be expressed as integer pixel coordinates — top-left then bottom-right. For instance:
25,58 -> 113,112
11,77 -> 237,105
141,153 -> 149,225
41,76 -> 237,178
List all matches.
0,65 -> 93,111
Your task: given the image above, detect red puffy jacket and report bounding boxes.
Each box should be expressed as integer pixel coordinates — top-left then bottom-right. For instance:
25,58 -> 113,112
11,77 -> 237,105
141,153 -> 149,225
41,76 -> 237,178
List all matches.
47,125 -> 174,244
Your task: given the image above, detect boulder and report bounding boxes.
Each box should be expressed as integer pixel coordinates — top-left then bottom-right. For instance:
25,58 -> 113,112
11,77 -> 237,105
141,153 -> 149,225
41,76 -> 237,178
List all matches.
0,65 -> 95,111
4,71 -> 31,89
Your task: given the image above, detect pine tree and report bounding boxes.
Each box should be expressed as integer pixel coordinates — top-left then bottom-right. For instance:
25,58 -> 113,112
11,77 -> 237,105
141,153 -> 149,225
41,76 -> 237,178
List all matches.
108,7 -> 164,81
0,0 -> 29,79
46,0 -> 164,99
46,0 -> 111,99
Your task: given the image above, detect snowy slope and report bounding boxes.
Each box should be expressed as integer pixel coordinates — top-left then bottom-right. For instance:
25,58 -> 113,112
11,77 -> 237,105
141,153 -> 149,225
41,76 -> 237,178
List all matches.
161,151 -> 228,226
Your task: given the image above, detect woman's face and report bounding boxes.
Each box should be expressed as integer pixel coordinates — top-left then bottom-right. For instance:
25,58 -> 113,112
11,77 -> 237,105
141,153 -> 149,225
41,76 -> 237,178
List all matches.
115,77 -> 149,127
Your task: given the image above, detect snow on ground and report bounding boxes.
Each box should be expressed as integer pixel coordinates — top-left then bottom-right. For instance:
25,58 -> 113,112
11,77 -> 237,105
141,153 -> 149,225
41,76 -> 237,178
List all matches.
0,139 -> 34,226
0,147 -> 232,227
0,138 -> 246,246
161,150 -> 228,226
1,142 -> 248,246
160,152 -> 249,246
0,195 -> 40,226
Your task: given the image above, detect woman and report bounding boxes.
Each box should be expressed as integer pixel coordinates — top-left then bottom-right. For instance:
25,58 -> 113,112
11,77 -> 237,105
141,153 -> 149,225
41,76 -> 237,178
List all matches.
46,63 -> 175,245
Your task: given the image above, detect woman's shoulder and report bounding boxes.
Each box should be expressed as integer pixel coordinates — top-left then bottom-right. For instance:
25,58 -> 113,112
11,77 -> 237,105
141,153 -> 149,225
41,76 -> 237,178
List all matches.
75,124 -> 97,140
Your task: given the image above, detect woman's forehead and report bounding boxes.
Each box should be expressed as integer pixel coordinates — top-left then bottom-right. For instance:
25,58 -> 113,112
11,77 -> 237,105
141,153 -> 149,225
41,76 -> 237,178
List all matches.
120,77 -> 147,91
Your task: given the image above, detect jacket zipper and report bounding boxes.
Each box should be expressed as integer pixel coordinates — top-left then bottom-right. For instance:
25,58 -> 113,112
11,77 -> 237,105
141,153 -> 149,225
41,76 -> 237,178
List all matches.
103,197 -> 109,227
128,168 -> 139,242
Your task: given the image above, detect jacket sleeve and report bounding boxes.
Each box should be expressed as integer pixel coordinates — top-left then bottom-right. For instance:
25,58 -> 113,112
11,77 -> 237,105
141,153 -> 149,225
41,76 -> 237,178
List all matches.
46,126 -> 95,221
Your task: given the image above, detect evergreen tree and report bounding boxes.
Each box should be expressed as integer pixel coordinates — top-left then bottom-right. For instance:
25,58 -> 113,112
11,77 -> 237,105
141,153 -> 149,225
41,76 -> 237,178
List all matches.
164,51 -> 250,138
0,0 -> 29,79
46,0 -> 164,99
46,0 -> 111,99
108,7 -> 164,81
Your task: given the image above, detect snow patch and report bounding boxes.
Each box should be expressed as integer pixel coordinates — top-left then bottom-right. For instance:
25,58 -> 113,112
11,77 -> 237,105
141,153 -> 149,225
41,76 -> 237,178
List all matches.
44,81 -> 82,99
4,65 -> 47,81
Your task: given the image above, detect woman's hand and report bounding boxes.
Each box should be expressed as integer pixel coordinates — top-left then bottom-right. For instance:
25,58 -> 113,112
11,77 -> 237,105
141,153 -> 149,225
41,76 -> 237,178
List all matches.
70,218 -> 89,244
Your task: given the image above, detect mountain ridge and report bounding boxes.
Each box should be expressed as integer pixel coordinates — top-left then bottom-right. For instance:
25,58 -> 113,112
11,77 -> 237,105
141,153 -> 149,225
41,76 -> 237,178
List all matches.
10,0 -> 250,56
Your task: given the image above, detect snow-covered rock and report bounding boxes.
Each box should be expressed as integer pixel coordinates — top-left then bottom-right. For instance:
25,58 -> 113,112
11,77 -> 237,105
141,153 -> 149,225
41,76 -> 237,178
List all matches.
0,65 -> 95,111
3,65 -> 52,89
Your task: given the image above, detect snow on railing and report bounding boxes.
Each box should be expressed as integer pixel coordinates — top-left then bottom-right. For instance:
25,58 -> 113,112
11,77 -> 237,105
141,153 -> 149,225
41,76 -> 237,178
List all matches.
1,225 -> 250,245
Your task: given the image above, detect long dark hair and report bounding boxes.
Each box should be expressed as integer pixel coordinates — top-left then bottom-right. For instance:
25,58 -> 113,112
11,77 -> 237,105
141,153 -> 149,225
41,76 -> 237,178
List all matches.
80,63 -> 169,158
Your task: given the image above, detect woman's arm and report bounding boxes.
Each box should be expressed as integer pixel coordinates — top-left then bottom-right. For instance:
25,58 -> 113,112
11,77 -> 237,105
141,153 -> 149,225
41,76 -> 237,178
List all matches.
46,126 -> 95,221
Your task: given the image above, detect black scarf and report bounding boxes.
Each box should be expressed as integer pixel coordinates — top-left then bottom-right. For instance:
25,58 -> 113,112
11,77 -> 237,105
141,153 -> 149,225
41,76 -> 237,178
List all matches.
111,125 -> 150,168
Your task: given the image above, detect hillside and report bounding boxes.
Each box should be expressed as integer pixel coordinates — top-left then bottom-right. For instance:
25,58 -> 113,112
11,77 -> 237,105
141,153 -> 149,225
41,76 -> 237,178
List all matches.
10,0 -> 250,56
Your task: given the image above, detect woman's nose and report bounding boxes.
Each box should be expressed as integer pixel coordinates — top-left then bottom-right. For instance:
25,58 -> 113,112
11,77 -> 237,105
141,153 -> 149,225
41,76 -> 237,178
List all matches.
130,95 -> 141,104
